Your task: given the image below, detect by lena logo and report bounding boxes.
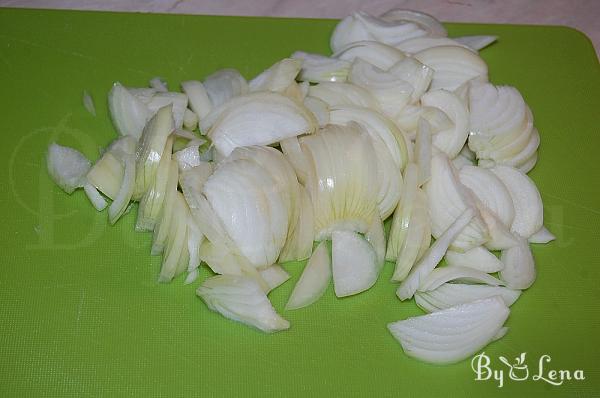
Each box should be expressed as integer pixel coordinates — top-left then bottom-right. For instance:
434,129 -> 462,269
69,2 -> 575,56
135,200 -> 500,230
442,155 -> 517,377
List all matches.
471,352 -> 585,388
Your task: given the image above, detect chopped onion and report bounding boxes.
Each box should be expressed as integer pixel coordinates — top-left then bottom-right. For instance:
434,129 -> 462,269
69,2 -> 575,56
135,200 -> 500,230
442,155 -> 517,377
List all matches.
181,80 -> 213,120
250,58 -> 302,93
333,40 -> 406,70
83,183 -> 107,211
397,208 -> 474,300
292,51 -> 350,83
379,8 -> 447,37
108,154 -> 135,224
47,143 -> 91,194
197,275 -> 290,333
529,226 -> 556,244
203,68 -> 248,108
331,230 -> 379,297
259,265 -> 291,293
445,246 -> 504,273
416,283 -> 519,313
454,35 -> 498,51
388,296 -> 510,364
500,239 -> 536,289
418,265 -> 504,292
286,241 -> 331,310
108,82 -> 152,139
309,82 -> 381,111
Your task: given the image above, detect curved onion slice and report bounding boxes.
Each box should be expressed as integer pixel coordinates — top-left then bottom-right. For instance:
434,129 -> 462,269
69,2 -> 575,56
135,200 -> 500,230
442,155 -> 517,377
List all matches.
181,80 -> 212,119
208,92 -> 317,158
425,154 -> 488,250
108,82 -> 152,139
529,226 -> 556,244
415,118 -> 432,185
348,58 -> 413,117
418,265 -> 504,292
309,82 -> 381,110
203,157 -> 289,268
390,57 -> 433,103
414,46 -> 488,91
379,8 -> 447,37
332,230 -> 379,297
397,208 -> 474,300
134,104 -> 174,199
388,296 -> 510,364
333,40 -> 406,70
280,136 -> 311,184
421,89 -> 469,158
491,165 -> 543,238
445,246 -> 504,273
83,183 -> 107,211
500,239 -> 536,289
394,104 -> 453,140
454,35 -> 498,51
197,275 -> 290,333
158,191 -> 189,282
366,214 -> 386,269
144,92 -> 188,130
292,51 -> 350,83
303,96 -> 330,127
415,283 -> 520,313
108,154 -> 135,224
387,163 -> 418,262
249,58 -> 302,93
47,143 -> 91,194
279,185 -> 315,263
136,136 -> 174,231
395,37 -> 469,54
301,124 -> 379,240
286,241 -> 331,310
392,188 -> 430,281
259,265 -> 290,293
458,165 -> 514,227
151,159 -> 179,255
203,68 -> 248,108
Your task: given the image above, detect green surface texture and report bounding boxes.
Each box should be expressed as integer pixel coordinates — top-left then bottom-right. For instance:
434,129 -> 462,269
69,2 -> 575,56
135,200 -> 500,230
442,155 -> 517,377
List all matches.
1,7 -> 599,397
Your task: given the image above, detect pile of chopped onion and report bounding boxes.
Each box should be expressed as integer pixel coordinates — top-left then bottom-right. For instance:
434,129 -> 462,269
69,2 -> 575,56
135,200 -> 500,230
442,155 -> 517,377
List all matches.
47,9 -> 553,362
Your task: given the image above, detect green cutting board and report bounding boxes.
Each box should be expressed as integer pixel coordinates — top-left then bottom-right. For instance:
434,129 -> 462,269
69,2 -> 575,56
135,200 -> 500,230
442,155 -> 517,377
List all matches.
1,8 -> 599,397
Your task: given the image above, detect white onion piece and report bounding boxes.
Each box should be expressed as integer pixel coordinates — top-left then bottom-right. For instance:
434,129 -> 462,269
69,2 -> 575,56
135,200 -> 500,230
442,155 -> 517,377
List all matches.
186,217 -> 204,274
249,58 -> 302,93
425,153 -> 488,250
388,296 -> 510,364
158,191 -> 189,282
83,183 -> 107,211
333,40 -> 406,70
394,105 -> 453,140
379,8 -> 447,37
301,124 -> 379,240
348,58 -> 413,117
197,275 -> 290,333
279,185 -> 315,263
353,12 -> 428,46
181,80 -> 213,120
414,46 -> 488,91
174,143 -> 204,172
418,265 -> 504,292
259,265 -> 291,293
86,152 -> 123,200
389,57 -> 433,103
392,189 -> 430,281
397,208 -> 474,300
478,206 -> 519,250
387,163 -> 418,262
151,160 -> 179,255
529,226 -> 556,244
145,92 -> 188,129
136,136 -> 173,231
292,51 -> 350,83
415,283 -> 520,313
108,82 -> 152,139
366,214 -> 386,269
184,268 -> 199,285
421,89 -> 469,158
183,108 -> 198,131
500,239 -> 536,289
82,90 -> 96,116
203,68 -> 248,108
415,118 -> 432,186
133,105 -> 174,199
331,230 -> 379,297
309,82 -> 381,111
203,158 -> 288,268
286,241 -> 331,310
330,15 -> 376,53
108,154 -> 135,224
454,35 -> 498,51
445,246 -> 504,273
179,162 -> 214,210
458,165 -> 514,227
491,165 -> 543,238
395,37 -> 469,54
47,143 -> 91,194
208,92 -> 317,158
280,136 -> 310,184
198,240 -> 245,276
303,96 -> 330,127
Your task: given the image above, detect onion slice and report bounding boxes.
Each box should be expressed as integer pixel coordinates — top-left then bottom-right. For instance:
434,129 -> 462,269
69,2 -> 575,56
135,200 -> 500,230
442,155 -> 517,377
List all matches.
387,296 -> 510,364
415,283 -> 520,313
332,230 -> 379,297
286,241 -> 332,310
